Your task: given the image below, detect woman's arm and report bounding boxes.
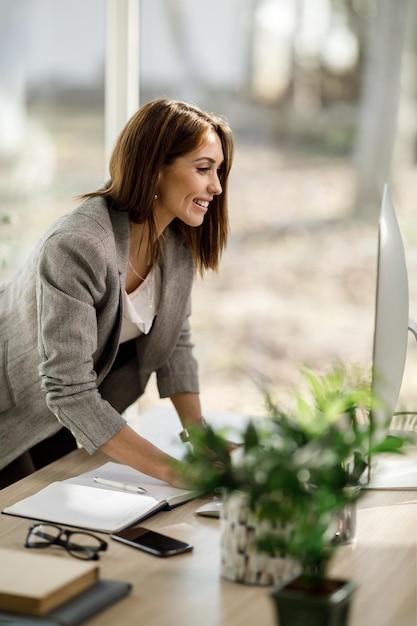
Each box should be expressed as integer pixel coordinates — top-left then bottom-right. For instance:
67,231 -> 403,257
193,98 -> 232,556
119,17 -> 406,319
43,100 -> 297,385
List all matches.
170,392 -> 203,427
170,392 -> 210,444
99,394 -> 206,487
99,423 -> 182,486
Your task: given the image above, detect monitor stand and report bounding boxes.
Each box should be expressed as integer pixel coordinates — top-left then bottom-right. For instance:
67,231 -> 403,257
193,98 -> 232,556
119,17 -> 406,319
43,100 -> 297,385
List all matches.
365,452 -> 417,490
365,318 -> 417,490
408,317 -> 417,341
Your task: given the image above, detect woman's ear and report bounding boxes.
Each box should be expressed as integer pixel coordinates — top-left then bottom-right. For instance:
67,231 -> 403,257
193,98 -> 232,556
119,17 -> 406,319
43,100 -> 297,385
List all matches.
155,170 -> 161,196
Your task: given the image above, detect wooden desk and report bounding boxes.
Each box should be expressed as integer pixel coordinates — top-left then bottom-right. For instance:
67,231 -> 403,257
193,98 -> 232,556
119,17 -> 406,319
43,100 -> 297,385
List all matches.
0,411 -> 416,626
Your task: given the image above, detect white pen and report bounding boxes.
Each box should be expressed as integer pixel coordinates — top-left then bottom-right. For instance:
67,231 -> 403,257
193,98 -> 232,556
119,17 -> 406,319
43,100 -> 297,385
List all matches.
93,476 -> 147,494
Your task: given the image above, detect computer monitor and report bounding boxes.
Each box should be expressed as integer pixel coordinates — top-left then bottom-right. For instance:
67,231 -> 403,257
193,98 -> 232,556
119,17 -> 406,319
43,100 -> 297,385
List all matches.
368,184 -> 417,489
371,184 -> 409,440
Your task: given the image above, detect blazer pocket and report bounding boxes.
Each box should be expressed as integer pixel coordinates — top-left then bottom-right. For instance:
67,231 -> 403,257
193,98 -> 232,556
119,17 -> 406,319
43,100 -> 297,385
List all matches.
0,340 -> 42,412
0,340 -> 15,411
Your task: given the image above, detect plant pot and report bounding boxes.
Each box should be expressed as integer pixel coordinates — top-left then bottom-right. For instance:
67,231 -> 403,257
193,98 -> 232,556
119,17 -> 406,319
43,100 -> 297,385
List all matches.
220,492 -> 301,586
271,575 -> 357,626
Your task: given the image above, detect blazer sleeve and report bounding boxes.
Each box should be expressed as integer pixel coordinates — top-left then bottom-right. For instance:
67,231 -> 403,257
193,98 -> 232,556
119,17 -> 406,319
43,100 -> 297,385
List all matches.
155,300 -> 200,398
36,229 -> 126,453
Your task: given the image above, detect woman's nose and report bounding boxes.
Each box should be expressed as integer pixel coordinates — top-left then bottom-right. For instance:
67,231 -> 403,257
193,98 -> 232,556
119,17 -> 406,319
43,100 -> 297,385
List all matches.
208,174 -> 222,196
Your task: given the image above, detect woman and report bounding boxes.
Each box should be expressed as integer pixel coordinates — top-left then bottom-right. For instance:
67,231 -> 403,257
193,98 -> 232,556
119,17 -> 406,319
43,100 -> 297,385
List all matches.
0,98 -> 234,488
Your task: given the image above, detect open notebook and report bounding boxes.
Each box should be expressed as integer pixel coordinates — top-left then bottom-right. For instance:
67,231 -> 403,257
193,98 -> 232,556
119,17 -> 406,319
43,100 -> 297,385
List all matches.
2,462 -> 196,533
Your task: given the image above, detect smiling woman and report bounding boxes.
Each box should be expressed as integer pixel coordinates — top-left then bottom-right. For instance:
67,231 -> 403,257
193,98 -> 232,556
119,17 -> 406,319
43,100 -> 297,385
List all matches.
156,130 -> 224,229
0,98 -> 234,490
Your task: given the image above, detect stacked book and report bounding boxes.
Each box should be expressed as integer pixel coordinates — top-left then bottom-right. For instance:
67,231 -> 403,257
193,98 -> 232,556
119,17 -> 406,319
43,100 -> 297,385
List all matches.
0,547 -> 131,625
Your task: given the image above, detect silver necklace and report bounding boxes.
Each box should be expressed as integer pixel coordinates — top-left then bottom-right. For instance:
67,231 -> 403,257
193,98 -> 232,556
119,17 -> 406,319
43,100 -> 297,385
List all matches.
128,225 -> 154,308
128,259 -> 146,282
127,260 -> 154,309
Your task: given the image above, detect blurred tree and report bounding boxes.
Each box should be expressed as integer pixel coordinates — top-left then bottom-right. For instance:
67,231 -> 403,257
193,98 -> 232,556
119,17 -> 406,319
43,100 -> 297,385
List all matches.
354,0 -> 411,218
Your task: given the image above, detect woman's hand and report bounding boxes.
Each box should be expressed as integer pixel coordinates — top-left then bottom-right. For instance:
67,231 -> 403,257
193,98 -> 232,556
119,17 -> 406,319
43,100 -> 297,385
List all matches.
99,424 -> 182,486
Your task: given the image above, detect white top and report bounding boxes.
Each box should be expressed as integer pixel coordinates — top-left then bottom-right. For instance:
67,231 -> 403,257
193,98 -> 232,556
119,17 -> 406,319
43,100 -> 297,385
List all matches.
119,265 -> 162,343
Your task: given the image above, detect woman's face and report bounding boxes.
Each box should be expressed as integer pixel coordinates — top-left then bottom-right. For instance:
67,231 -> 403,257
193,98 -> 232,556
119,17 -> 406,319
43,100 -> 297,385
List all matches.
155,130 -> 224,230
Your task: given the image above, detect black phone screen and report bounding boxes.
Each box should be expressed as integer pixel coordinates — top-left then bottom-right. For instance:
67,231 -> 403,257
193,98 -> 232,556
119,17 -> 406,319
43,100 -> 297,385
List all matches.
111,527 -> 193,557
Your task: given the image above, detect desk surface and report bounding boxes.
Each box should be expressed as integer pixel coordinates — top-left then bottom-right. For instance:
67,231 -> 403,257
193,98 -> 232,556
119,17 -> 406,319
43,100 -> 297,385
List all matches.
0,410 -> 416,626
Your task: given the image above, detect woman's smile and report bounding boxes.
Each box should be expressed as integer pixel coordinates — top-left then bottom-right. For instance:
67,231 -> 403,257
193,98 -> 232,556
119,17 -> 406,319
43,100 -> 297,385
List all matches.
194,198 -> 210,211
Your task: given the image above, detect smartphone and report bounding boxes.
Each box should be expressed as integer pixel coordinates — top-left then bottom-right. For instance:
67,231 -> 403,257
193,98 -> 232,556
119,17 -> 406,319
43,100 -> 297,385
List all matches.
111,527 -> 193,557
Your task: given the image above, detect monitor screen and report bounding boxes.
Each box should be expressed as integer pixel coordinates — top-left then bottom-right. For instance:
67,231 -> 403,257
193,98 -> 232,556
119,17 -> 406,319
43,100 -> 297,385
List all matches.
371,184 -> 409,442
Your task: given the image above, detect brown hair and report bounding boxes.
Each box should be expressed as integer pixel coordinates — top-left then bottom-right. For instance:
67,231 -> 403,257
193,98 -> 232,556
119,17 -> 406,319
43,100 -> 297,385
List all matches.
81,98 -> 234,274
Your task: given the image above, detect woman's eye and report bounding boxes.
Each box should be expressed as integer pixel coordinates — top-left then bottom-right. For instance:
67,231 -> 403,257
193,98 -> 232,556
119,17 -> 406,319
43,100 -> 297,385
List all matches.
197,167 -> 210,173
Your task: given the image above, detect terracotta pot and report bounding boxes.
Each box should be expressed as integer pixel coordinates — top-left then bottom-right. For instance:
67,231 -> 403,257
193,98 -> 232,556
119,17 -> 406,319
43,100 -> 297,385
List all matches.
271,575 -> 357,626
220,492 -> 300,586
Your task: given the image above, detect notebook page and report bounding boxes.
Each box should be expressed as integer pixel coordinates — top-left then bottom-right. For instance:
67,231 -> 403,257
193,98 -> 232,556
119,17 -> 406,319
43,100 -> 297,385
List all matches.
67,462 -> 196,507
3,482 -> 165,533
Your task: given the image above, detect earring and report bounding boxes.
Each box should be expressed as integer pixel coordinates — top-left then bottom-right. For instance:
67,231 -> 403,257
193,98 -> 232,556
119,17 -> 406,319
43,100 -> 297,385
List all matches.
154,194 -> 158,200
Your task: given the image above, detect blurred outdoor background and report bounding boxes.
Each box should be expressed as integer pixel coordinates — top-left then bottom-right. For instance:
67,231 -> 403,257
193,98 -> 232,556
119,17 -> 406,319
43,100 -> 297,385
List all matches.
1,0 -> 417,419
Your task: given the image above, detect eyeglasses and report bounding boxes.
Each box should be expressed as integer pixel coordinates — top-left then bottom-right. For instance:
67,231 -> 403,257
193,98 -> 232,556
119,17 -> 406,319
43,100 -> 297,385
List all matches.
25,524 -> 108,560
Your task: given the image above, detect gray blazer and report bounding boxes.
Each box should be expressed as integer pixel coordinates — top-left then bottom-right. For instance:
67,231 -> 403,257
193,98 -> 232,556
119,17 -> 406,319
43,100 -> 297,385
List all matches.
0,197 -> 199,469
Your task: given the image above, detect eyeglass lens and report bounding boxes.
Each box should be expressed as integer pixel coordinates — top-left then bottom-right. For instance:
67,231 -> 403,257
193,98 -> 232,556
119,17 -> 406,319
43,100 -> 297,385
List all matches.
26,524 -> 107,560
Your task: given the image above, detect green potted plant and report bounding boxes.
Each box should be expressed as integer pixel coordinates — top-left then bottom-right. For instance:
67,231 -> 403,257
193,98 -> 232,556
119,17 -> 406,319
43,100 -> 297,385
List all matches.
176,365 -> 410,626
